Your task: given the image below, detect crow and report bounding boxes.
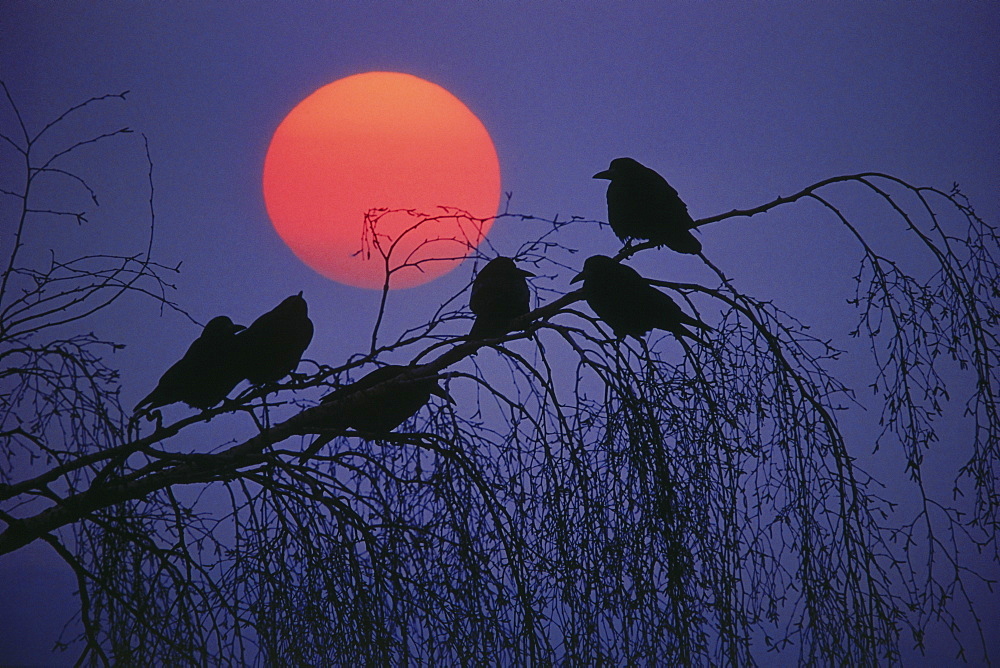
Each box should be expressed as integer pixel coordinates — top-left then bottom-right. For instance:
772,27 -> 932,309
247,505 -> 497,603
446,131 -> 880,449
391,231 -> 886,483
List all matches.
593,157 -> 702,254
235,292 -> 314,385
134,316 -> 246,413
469,257 -> 535,339
300,364 -> 453,460
571,255 -> 711,343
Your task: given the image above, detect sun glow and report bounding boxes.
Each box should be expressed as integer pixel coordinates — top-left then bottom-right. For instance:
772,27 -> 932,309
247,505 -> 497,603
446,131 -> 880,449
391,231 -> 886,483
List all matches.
262,72 -> 502,289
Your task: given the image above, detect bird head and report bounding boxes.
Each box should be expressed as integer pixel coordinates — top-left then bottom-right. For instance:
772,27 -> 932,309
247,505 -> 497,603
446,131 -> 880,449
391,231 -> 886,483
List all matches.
203,316 -> 245,336
571,255 -> 616,284
515,265 -> 536,279
593,157 -> 643,180
482,256 -> 535,278
279,292 -> 308,316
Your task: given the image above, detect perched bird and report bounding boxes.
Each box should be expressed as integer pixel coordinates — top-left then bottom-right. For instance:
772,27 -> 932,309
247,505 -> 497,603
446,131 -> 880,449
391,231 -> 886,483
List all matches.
235,292 -> 314,385
134,316 -> 247,413
593,157 -> 702,254
469,257 -> 535,339
301,364 -> 453,459
571,255 -> 711,343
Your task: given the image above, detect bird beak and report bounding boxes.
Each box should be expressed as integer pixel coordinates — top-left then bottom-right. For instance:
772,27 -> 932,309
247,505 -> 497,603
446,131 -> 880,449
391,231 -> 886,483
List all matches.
233,324 -> 247,332
297,290 -> 304,297
519,269 -> 536,278
432,384 -> 455,404
593,169 -> 612,180
570,271 -> 584,284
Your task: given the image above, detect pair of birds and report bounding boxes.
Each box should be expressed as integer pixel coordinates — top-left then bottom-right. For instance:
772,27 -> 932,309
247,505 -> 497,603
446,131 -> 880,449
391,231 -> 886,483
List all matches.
301,255 -> 533,450
583,158 -> 708,340
134,293 -> 314,415
300,254 -> 535,449
467,254 -> 709,345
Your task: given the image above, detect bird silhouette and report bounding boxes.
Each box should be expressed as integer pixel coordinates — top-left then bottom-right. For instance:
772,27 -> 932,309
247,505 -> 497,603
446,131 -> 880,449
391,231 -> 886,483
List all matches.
571,255 -> 711,343
134,316 -> 247,413
469,256 -> 535,339
235,292 -> 314,385
593,157 -> 702,254
301,364 -> 453,460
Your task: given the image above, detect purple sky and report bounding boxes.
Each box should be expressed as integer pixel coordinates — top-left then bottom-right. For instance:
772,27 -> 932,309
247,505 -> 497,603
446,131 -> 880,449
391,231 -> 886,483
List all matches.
2,3 -> 998,664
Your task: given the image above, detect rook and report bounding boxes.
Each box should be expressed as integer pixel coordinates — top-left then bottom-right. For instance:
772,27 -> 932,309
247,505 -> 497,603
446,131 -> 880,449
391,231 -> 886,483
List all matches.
594,157 -> 702,254
571,255 -> 711,343
236,292 -> 314,385
469,256 -> 535,339
134,316 -> 246,413
301,364 -> 453,459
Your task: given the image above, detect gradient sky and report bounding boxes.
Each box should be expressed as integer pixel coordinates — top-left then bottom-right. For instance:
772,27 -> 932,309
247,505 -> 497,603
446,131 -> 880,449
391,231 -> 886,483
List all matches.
2,3 -> 998,664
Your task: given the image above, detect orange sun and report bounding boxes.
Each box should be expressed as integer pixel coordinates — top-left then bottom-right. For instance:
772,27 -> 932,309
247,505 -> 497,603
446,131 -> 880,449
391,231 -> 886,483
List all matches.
262,72 -> 502,289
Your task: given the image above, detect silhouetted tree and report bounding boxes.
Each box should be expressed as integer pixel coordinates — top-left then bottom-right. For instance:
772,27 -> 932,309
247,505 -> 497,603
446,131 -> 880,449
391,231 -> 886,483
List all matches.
2,84 -> 998,666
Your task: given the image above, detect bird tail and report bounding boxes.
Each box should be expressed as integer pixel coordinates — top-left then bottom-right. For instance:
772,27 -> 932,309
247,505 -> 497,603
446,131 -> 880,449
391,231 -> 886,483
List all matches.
689,318 -> 712,332
469,315 -> 508,340
676,325 -> 710,346
664,229 -> 702,255
133,392 -> 158,414
678,311 -> 712,333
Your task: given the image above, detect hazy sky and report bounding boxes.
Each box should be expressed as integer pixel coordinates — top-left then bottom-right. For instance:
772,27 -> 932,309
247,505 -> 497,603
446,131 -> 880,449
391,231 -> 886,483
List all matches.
2,3 -> 998,664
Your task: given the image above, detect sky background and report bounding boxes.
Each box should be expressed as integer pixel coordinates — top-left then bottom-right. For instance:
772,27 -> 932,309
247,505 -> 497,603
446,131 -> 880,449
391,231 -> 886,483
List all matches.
2,2 -> 998,664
